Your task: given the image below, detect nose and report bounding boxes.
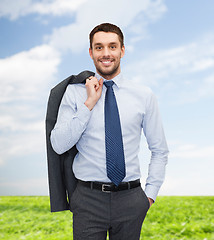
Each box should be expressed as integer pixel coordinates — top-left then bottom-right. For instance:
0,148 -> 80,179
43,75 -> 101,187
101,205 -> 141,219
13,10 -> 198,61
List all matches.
103,47 -> 110,57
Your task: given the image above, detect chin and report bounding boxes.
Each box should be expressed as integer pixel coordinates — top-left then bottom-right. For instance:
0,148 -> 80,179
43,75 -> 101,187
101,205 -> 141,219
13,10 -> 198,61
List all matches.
98,67 -> 119,78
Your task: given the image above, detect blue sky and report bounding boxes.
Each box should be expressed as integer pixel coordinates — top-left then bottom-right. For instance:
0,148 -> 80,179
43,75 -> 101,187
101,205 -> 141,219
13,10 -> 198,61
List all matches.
0,0 -> 213,196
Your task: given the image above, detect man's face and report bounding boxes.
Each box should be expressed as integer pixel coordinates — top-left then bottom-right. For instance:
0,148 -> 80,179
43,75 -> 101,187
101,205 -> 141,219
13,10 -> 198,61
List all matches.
89,31 -> 125,80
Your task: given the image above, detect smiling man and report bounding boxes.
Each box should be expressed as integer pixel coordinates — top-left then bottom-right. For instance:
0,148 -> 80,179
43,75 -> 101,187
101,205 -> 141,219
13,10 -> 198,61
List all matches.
50,23 -> 169,240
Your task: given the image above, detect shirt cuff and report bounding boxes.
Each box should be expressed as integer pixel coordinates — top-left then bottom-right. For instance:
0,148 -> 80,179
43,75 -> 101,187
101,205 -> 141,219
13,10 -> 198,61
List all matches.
144,184 -> 160,202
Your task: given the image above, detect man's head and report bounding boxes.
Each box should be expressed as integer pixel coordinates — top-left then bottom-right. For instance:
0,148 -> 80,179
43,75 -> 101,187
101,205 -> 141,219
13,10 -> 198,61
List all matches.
89,23 -> 125,80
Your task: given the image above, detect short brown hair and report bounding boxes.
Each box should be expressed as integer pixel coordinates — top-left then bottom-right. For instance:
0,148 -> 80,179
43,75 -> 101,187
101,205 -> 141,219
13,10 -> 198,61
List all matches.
89,23 -> 124,49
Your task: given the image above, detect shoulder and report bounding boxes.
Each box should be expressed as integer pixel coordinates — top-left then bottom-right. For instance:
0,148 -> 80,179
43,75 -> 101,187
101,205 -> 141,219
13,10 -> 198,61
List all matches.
65,83 -> 86,94
122,75 -> 155,98
62,83 -> 86,103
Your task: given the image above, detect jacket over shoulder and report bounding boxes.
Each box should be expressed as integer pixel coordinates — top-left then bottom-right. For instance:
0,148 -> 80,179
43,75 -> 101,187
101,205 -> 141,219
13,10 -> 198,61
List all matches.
45,70 -> 95,212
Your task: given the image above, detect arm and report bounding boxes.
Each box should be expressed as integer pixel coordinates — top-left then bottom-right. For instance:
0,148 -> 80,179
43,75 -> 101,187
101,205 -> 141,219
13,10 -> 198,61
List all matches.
51,77 -> 103,154
142,92 -> 169,204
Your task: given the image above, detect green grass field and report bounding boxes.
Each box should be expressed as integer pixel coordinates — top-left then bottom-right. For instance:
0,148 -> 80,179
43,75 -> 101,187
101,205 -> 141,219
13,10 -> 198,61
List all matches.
0,196 -> 213,240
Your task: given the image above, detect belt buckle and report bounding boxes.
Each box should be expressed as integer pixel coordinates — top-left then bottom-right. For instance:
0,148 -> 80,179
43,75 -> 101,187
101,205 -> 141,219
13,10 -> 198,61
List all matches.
102,184 -> 111,193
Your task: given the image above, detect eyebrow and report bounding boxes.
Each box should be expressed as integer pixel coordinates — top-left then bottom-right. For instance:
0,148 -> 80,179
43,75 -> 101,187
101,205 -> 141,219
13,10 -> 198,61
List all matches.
94,42 -> 118,46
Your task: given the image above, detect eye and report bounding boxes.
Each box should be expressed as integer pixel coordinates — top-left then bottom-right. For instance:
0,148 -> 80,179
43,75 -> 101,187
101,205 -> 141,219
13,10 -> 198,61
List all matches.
110,45 -> 116,49
95,46 -> 102,50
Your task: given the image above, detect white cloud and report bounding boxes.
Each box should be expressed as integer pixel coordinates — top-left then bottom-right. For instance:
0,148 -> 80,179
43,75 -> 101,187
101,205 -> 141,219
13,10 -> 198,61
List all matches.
140,139 -> 214,196
157,141 -> 214,196
127,35 -> 214,84
0,0 -> 166,23
0,44 -> 60,103
0,0 -> 167,54
190,58 -> 214,72
0,0 -> 87,20
27,0 -> 165,21
159,174 -> 214,196
47,0 -> 167,53
198,74 -> 214,98
0,128 -> 45,161
124,33 -> 214,103
0,104 -> 46,162
140,140 -> 214,196
0,0 -> 31,20
0,44 -> 60,166
31,0 -> 87,16
170,144 -> 214,159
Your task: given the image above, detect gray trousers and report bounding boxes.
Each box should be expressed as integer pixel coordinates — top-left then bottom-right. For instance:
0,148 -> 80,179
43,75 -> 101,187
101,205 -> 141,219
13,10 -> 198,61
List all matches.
70,182 -> 150,240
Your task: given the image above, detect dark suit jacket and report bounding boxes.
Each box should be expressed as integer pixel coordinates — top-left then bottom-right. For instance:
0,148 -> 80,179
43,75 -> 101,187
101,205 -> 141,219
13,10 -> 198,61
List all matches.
45,70 -> 95,212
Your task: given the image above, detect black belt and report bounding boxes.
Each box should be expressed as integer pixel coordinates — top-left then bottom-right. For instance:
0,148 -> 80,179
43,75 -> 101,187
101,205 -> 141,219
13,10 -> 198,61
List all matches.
78,179 -> 140,192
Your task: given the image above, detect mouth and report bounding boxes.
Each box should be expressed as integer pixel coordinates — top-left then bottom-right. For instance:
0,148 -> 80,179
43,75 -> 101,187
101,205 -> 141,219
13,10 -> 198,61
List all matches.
99,59 -> 114,67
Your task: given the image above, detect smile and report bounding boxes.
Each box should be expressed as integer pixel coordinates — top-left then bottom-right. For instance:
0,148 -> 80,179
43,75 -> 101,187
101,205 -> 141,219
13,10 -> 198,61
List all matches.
100,59 -> 114,66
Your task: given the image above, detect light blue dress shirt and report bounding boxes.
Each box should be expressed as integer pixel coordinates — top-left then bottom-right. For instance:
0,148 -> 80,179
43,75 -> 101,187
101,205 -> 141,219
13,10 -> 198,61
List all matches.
51,73 -> 169,201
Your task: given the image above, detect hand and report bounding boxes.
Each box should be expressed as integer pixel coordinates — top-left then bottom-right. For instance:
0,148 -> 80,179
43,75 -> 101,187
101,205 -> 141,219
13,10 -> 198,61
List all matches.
148,197 -> 154,208
84,76 -> 104,110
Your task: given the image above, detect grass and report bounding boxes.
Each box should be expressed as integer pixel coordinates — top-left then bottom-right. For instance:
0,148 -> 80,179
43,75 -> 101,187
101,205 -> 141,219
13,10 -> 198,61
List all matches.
0,196 -> 213,239
141,196 -> 214,240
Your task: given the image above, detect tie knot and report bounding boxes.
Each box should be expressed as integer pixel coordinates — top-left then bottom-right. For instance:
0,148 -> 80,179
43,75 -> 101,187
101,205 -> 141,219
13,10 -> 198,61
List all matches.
104,80 -> 114,88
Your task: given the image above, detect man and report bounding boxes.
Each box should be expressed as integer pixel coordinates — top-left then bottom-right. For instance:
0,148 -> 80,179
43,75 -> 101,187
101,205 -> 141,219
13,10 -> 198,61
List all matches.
50,23 -> 168,240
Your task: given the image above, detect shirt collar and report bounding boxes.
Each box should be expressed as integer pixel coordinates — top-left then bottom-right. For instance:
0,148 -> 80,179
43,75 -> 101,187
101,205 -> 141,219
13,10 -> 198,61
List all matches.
95,72 -> 124,89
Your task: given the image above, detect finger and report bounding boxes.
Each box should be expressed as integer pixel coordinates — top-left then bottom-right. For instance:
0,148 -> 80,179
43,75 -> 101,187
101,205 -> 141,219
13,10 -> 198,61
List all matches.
97,80 -> 103,95
86,76 -> 94,84
95,82 -> 99,90
95,79 -> 103,91
95,78 -> 103,90
86,78 -> 92,85
87,76 -> 94,80
89,76 -> 98,82
86,77 -> 96,87
99,78 -> 104,86
90,77 -> 99,89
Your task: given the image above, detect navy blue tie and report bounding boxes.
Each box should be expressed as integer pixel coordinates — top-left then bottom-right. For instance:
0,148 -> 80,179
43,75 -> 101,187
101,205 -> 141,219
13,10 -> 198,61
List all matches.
104,81 -> 126,186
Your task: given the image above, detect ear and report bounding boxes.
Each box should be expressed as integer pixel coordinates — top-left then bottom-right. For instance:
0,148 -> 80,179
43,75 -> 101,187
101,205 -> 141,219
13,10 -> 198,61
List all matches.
121,45 -> 125,58
89,48 -> 93,59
